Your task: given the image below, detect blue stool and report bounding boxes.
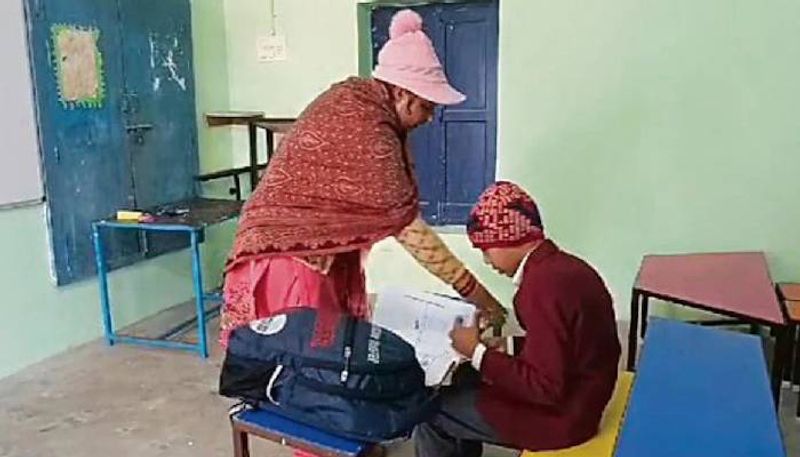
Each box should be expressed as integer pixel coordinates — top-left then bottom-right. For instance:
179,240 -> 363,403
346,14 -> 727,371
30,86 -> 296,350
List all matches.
230,408 -> 380,457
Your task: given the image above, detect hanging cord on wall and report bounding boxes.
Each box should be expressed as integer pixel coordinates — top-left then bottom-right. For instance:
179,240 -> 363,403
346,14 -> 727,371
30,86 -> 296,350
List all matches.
269,0 -> 278,36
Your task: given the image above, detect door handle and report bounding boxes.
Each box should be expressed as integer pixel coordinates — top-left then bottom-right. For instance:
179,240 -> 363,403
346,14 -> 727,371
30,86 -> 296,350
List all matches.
125,124 -> 153,132
125,124 -> 153,145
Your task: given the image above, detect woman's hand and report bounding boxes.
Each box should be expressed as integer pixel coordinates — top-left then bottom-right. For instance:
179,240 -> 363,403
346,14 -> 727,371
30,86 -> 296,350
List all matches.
465,283 -> 507,330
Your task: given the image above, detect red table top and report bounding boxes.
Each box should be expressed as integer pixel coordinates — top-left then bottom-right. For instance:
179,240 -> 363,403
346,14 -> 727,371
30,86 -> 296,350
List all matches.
635,252 -> 784,325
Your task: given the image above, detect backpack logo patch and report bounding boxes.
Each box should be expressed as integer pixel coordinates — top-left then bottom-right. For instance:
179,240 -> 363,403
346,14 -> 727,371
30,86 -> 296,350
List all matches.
250,315 -> 287,336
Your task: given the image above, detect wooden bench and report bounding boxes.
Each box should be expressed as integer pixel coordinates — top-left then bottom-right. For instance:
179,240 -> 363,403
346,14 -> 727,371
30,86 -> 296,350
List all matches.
230,407 -> 381,457
520,372 -> 634,457
615,318 -> 785,457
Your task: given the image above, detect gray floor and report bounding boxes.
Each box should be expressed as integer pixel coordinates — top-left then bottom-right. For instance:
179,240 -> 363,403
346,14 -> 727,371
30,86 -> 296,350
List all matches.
0,311 -> 516,457
0,314 -> 797,457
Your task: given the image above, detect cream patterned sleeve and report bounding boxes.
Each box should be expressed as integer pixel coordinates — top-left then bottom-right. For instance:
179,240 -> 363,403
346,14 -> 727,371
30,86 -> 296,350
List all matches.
395,217 -> 506,326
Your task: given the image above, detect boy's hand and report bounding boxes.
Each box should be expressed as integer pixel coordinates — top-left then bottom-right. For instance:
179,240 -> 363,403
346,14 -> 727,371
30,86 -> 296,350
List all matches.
482,336 -> 508,354
450,320 -> 481,358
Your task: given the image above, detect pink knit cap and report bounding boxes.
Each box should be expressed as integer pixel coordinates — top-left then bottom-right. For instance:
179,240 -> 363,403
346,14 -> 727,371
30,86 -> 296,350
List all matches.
372,10 -> 466,106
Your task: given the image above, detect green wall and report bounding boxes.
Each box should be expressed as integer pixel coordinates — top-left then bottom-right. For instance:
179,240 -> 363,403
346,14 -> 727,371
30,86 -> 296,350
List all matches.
194,0 -> 233,174
0,0 -> 234,380
222,0 -> 360,167
497,0 -> 800,311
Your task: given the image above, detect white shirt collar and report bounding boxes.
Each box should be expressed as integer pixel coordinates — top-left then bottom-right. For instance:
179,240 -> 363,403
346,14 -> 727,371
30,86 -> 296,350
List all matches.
513,249 -> 535,286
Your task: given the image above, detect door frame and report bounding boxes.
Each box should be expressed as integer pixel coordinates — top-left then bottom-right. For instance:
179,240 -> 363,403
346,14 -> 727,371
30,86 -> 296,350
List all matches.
356,0 -> 497,77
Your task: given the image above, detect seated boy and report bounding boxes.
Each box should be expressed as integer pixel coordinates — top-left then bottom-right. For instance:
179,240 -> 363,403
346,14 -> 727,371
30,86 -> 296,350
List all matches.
414,181 -> 621,457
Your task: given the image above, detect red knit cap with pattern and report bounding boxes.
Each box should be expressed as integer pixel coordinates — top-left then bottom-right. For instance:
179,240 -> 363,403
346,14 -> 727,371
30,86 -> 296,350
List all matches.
467,181 -> 545,250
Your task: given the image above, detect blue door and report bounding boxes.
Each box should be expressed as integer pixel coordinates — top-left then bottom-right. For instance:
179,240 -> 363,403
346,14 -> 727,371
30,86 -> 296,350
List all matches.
25,0 -> 198,284
372,1 -> 498,225
119,0 -> 198,257
25,0 -> 140,284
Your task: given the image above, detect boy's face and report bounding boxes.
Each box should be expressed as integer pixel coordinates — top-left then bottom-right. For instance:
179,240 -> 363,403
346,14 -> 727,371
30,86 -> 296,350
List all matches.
482,247 -> 519,277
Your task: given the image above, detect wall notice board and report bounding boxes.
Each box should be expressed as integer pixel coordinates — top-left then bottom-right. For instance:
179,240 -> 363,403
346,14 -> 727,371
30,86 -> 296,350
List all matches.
0,0 -> 44,208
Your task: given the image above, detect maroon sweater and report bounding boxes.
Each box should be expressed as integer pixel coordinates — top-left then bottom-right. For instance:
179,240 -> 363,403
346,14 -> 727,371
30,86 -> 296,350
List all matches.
477,240 -> 621,451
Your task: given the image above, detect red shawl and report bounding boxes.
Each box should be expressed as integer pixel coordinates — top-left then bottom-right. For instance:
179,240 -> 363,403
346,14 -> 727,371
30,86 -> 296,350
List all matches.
227,78 -> 419,270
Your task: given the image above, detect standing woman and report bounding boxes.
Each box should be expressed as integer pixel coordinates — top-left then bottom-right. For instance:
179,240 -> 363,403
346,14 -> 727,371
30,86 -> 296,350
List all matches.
220,9 -> 504,349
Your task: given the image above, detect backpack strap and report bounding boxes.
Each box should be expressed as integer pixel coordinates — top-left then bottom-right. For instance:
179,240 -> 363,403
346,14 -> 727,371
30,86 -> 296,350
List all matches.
266,365 -> 285,405
340,317 -> 356,383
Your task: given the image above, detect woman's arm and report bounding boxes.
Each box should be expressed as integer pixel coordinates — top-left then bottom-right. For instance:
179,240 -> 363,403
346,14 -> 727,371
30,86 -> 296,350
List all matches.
395,217 -> 506,327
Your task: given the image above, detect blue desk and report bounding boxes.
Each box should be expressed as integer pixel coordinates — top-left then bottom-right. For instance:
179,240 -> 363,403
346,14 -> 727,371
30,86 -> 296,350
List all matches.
616,319 -> 784,457
92,198 -> 241,358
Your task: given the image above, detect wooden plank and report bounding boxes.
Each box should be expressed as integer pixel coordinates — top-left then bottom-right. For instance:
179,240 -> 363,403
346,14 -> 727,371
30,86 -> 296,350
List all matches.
252,119 -> 295,133
778,283 -> 800,303
206,111 -> 264,127
784,300 -> 800,322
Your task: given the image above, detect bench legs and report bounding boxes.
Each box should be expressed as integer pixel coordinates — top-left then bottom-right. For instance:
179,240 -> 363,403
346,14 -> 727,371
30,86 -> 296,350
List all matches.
794,325 -> 800,387
233,424 -> 251,457
770,324 -> 791,408
791,323 -> 800,418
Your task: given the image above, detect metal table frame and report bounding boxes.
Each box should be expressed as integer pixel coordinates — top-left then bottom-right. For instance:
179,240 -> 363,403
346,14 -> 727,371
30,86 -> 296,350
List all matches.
91,199 -> 240,358
201,112 -> 295,200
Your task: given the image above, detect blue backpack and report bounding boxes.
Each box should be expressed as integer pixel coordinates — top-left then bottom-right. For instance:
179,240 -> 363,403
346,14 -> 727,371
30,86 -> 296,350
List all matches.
219,308 -> 437,442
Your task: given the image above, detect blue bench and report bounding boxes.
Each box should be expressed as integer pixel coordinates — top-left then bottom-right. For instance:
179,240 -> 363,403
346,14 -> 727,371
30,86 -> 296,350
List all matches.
615,318 -> 785,457
230,408 -> 379,457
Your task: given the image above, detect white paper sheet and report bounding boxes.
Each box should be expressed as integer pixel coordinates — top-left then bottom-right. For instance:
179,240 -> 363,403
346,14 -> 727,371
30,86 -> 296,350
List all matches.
373,289 -> 477,386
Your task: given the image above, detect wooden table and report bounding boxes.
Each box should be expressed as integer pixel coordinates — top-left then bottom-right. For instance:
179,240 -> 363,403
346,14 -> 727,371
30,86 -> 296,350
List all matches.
627,252 -> 790,405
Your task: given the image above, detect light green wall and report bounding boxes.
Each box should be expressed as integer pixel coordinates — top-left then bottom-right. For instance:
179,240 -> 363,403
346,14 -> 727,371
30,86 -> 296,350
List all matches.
497,0 -> 800,312
193,0 -> 233,174
0,0 -> 234,380
222,0 -> 360,167
223,0 -> 358,116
